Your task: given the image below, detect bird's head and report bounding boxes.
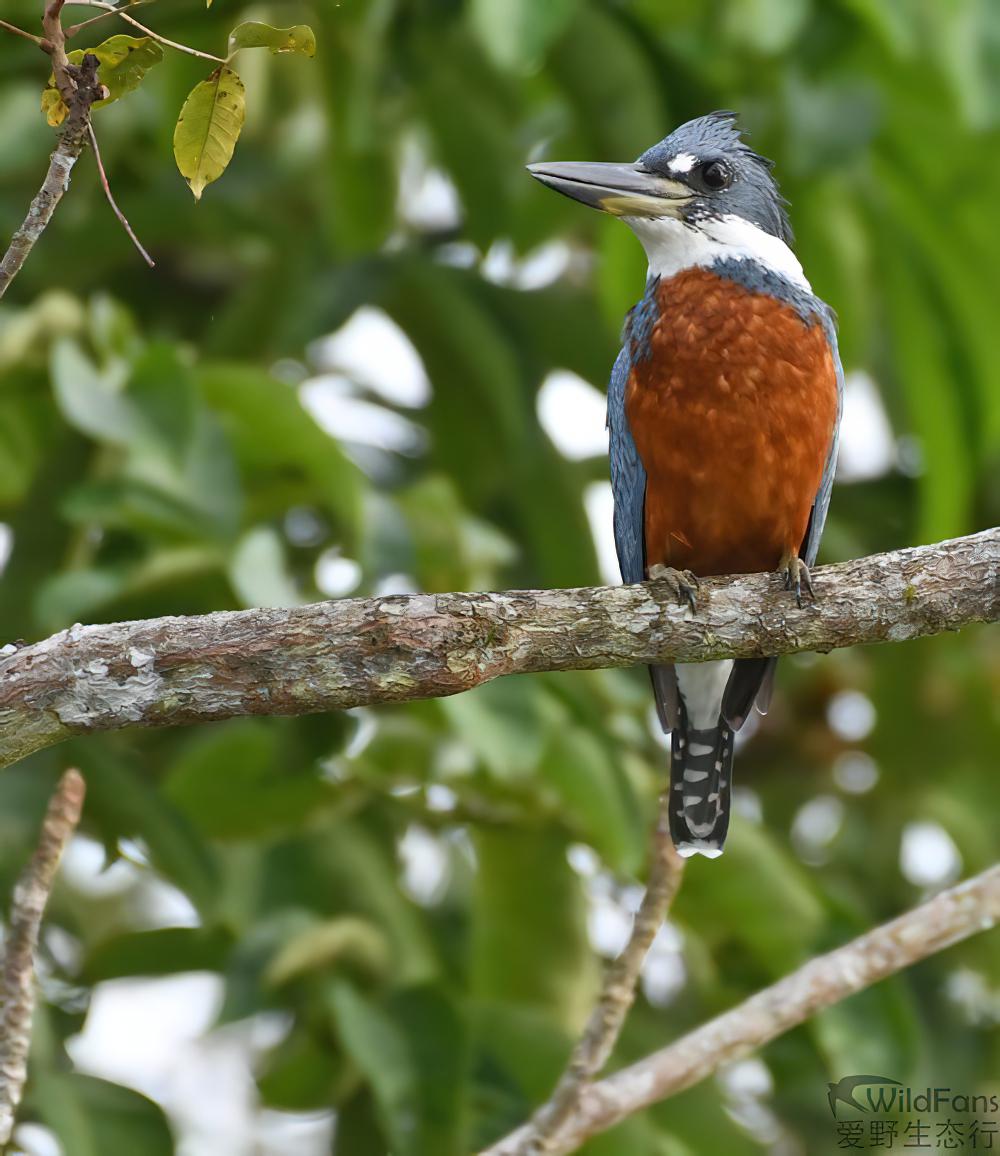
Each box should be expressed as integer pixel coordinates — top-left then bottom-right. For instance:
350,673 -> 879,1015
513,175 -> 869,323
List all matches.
528,112 -> 801,284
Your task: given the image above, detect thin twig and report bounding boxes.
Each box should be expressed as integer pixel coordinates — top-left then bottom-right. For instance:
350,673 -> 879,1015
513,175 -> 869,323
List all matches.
524,794 -> 685,1153
64,0 -> 155,37
116,10 -> 225,62
64,9 -> 119,37
481,863 -> 1000,1155
0,770 -> 86,1146
87,122 -> 155,268
0,18 -> 47,48
64,0 -> 226,62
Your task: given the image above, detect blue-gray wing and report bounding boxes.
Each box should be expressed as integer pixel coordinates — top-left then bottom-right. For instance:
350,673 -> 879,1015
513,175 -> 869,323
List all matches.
608,345 -> 679,732
801,308 -> 844,567
607,346 -> 646,585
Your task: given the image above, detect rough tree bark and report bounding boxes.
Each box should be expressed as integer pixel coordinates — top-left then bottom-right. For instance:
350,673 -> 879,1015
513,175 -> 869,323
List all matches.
524,797 -> 686,1153
0,769 -> 85,1146
0,529 -> 996,770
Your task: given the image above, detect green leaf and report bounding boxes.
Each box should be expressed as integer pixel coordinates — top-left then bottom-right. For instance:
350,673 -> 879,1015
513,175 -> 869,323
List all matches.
328,982 -> 468,1156
173,66 -> 246,200
257,1025 -> 350,1111
879,241 -> 972,542
228,525 -> 301,608
52,341 -> 243,542
439,678 -> 551,780
722,0 -> 811,54
198,362 -> 364,541
88,35 -> 165,104
471,829 -> 596,1028
83,758 -> 220,920
127,342 -> 199,461
30,1074 -> 174,1156
84,926 -> 233,982
329,981 -> 420,1155
228,21 -> 316,57
811,975 -> 922,1081
468,0 -> 577,71
546,3 -> 663,158
41,86 -> 68,128
265,916 -> 390,987
674,820 -> 826,974
41,36 -> 164,125
536,727 -> 643,874
50,337 -> 141,445
123,344 -> 244,540
835,0 -> 918,55
35,566 -> 126,631
164,719 -> 336,840
0,398 -> 43,503
469,1000 -> 576,1145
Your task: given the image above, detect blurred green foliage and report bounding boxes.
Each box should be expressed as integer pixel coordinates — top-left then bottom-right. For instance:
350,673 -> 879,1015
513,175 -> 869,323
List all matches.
0,1 -> 997,1154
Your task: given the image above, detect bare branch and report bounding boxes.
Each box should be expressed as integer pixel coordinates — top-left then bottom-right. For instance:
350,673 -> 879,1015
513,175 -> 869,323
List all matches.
0,530 -> 996,771
42,0 -> 72,103
0,769 -> 86,1146
524,795 -> 685,1153
0,5 -> 104,301
482,863 -> 1000,1156
87,122 -> 155,267
0,19 -> 47,48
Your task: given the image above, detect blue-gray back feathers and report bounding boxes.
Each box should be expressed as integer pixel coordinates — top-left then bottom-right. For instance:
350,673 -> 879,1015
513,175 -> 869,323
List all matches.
607,279 -> 661,587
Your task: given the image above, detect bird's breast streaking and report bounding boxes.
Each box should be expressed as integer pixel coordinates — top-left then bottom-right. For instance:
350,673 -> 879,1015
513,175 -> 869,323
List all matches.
626,267 -> 839,578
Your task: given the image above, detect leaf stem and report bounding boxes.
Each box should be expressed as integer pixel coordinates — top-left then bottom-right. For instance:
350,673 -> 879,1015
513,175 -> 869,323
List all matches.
87,122 -> 155,268
62,0 -> 226,63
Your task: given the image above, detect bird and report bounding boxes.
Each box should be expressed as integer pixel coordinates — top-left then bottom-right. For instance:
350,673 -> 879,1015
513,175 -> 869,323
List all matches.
528,112 -> 843,858
826,1075 -> 902,1117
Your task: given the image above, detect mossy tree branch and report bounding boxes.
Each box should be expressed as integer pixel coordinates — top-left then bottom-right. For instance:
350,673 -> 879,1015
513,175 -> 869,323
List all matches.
0,529 -> 995,771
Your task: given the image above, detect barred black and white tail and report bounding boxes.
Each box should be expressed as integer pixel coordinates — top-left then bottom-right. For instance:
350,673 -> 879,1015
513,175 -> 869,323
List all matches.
668,701 -> 734,859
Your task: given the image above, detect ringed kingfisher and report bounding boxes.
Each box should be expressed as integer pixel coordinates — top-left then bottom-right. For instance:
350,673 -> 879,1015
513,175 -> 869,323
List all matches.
529,112 -> 843,858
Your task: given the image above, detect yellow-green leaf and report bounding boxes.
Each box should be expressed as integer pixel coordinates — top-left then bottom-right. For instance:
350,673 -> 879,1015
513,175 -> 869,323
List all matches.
227,21 -> 316,57
88,35 -> 164,103
172,66 -> 246,201
40,35 -> 163,126
41,86 -> 68,127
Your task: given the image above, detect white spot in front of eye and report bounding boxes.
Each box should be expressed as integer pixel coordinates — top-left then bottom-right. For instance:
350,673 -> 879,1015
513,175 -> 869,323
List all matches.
668,152 -> 697,173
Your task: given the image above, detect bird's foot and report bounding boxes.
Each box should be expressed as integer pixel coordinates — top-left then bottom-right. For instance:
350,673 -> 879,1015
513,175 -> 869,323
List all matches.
648,564 -> 700,612
779,552 -> 814,609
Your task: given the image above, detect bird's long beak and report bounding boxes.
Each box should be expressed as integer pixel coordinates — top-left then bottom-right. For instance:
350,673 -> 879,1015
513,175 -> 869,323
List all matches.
527,161 -> 692,218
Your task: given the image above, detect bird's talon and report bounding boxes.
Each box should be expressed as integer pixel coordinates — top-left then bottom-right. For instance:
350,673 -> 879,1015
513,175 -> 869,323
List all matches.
779,555 -> 814,608
648,564 -> 700,611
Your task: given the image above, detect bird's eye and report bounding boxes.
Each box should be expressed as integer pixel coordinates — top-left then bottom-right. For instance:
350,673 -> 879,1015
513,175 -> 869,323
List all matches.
699,160 -> 731,191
